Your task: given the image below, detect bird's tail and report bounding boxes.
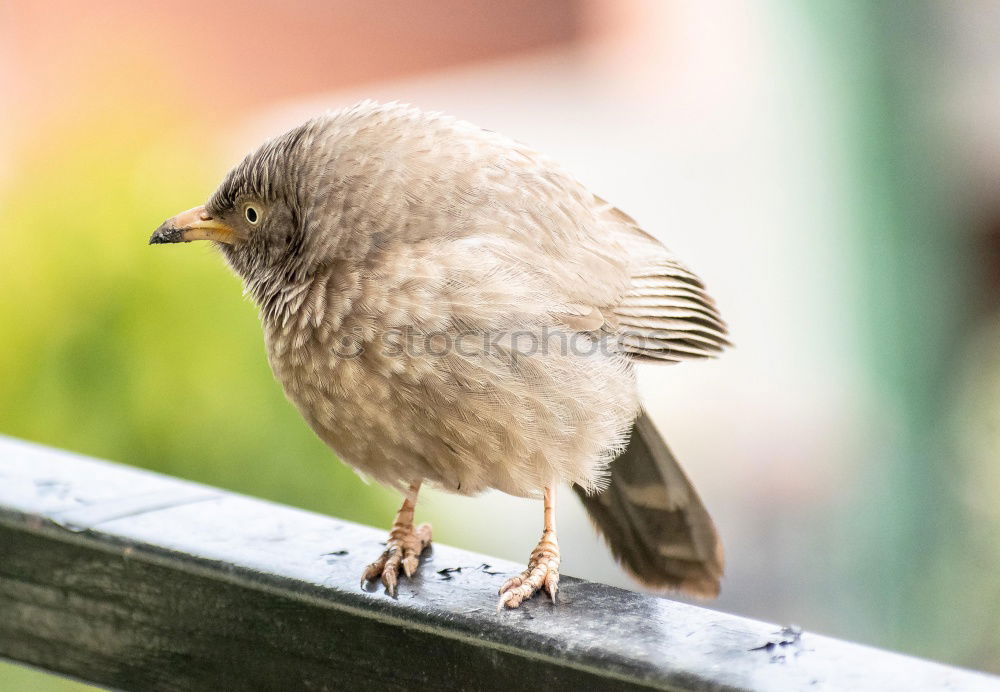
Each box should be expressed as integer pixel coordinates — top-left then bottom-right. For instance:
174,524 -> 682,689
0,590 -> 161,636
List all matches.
573,410 -> 723,597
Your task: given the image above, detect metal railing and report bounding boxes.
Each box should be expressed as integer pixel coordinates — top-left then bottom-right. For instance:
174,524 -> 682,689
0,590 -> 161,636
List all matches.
0,436 -> 995,691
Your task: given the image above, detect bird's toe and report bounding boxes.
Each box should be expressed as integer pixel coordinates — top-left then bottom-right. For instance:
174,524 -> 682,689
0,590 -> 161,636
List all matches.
497,545 -> 560,610
381,551 -> 401,596
360,522 -> 433,596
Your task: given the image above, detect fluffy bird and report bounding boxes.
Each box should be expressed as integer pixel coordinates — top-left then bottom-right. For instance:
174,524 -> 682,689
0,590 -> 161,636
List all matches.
150,101 -> 728,608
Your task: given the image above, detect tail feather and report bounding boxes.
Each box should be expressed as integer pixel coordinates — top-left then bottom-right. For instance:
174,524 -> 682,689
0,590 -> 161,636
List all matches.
573,410 -> 723,597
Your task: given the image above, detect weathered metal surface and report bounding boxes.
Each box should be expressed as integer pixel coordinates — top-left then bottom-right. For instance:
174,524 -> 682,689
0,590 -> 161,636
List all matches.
0,436 -> 995,691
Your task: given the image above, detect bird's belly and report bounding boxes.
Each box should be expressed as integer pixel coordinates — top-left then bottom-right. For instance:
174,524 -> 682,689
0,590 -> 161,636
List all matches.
268,327 -> 640,498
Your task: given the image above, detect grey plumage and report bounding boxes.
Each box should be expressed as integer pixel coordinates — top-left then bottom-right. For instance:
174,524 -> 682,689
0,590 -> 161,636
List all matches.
151,100 -> 728,603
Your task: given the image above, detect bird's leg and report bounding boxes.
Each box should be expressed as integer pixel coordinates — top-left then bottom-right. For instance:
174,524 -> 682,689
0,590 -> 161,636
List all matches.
498,485 -> 560,609
361,481 -> 432,596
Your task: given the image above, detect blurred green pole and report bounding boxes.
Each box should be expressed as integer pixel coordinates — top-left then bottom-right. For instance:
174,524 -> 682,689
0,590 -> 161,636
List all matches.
795,0 -> 969,659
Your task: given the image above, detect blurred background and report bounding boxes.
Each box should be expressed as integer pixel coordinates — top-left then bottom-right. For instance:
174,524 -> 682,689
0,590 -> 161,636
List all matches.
2,0 -> 999,686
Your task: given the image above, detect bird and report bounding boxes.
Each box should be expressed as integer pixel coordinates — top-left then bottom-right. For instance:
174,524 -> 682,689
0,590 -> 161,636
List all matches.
150,101 -> 728,609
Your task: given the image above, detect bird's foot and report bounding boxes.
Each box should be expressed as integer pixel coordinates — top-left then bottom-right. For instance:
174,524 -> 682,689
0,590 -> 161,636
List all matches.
497,529 -> 560,609
361,521 -> 432,596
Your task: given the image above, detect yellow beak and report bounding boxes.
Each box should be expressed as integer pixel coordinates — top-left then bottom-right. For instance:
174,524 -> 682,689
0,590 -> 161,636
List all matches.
149,205 -> 243,245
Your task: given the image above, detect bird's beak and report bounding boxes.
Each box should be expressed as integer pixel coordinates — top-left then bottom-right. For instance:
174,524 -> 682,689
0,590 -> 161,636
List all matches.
149,205 -> 243,245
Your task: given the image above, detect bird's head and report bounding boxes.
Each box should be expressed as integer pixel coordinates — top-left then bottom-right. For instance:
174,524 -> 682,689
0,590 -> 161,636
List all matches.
150,117 -> 339,303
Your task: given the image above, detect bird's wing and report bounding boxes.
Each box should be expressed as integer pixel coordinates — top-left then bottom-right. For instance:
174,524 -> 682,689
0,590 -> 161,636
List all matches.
590,198 -> 730,363
404,122 -> 727,362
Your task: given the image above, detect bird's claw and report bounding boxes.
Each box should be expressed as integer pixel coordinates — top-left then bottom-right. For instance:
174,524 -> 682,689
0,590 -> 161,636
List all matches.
497,533 -> 560,609
362,522 -> 432,596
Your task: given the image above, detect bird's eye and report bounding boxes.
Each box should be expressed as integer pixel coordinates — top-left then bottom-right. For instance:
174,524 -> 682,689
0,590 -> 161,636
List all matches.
245,206 -> 260,224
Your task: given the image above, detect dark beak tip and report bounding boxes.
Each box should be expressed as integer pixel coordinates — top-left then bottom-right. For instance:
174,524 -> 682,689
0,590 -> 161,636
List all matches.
149,225 -> 183,245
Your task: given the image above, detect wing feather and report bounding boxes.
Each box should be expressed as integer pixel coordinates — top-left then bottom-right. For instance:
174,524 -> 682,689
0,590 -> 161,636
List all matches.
589,197 -> 730,362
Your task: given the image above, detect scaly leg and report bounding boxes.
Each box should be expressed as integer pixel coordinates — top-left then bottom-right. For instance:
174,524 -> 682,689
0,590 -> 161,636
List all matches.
361,481 -> 432,596
498,485 -> 560,609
